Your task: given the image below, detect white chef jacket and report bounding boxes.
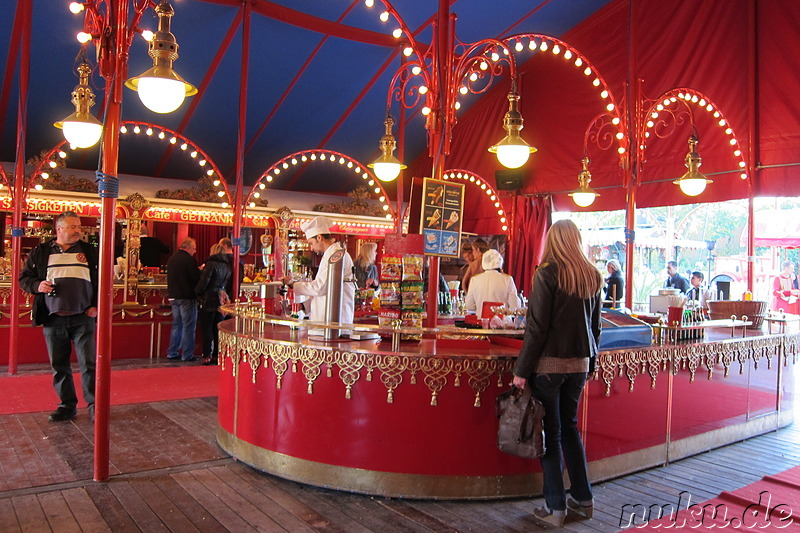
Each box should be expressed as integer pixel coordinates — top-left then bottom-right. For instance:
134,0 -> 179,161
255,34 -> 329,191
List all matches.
292,242 -> 355,325
464,269 -> 520,316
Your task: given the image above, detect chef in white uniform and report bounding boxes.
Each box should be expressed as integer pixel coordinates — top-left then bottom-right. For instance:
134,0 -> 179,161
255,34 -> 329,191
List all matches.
282,216 -> 355,327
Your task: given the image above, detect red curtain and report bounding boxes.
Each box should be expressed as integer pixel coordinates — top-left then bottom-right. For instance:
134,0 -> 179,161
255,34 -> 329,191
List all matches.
193,224 -> 226,263
508,195 -> 551,296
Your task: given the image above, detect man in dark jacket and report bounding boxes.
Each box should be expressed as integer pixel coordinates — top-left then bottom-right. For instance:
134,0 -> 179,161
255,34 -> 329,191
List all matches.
195,239 -> 233,365
139,225 -> 170,268
665,261 -> 690,293
19,211 -> 98,422
166,237 -> 200,361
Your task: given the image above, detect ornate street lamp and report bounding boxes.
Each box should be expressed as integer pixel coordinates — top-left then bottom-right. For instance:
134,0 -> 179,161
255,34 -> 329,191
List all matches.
488,85 -> 537,169
124,0 -> 197,113
369,113 -> 406,182
53,60 -> 103,148
569,156 -> 599,207
674,134 -> 712,197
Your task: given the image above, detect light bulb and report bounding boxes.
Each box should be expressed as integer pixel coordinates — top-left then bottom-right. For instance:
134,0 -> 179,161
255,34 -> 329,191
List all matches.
495,145 -> 531,169
678,178 -> 707,196
572,192 -> 596,207
136,77 -> 186,113
372,162 -> 401,182
62,120 -> 102,149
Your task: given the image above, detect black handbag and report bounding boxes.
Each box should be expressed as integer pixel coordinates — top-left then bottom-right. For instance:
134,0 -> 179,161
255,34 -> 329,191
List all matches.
496,386 -> 545,459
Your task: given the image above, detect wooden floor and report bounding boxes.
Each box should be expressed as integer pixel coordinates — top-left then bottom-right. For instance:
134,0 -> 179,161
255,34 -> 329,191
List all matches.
1,361 -> 798,532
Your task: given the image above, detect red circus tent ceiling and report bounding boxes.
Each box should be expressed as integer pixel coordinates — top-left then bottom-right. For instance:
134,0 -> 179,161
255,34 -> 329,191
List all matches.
409,0 -> 800,232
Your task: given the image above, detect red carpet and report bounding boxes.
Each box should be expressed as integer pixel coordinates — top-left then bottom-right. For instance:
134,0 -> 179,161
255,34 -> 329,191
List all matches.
622,465 -> 800,530
0,366 -> 219,415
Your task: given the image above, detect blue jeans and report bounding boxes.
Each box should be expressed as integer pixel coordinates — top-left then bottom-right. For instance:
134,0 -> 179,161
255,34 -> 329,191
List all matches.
42,313 -> 96,410
532,372 -> 592,512
167,299 -> 198,360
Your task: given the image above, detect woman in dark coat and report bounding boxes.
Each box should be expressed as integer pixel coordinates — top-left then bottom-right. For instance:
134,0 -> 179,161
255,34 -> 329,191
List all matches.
512,219 -> 602,527
195,241 -> 232,365
603,258 -> 624,308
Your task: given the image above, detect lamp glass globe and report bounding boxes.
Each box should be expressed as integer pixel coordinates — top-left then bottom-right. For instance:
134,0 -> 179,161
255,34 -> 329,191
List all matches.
495,145 -> 530,169
372,162 -> 400,182
678,178 -> 707,196
571,192 -> 596,208
62,121 -> 102,148
137,77 -> 186,114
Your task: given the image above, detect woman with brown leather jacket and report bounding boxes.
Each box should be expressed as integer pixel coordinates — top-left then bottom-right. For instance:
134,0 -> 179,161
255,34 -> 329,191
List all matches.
513,219 -> 602,527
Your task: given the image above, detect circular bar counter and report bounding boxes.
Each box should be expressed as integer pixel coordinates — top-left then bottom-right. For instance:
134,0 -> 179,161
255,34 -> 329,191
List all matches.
216,304 -> 798,499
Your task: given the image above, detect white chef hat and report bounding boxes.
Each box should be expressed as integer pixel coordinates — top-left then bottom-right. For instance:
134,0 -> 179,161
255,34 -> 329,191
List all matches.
300,216 -> 334,238
482,249 -> 503,270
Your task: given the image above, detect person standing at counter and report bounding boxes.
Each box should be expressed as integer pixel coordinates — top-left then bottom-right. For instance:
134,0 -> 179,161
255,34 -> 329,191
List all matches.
464,239 -> 489,293
353,242 -> 379,289
281,216 -> 355,325
166,238 -> 200,362
459,241 -> 475,290
196,240 -> 232,366
772,260 -> 799,314
664,261 -> 690,293
138,225 -> 171,268
603,259 -> 624,308
464,249 -> 519,315
686,271 -> 705,302
19,211 -> 98,423
512,219 -> 601,527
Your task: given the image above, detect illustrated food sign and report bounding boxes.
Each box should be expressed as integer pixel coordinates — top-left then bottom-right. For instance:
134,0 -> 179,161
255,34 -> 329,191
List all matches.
420,177 -> 464,257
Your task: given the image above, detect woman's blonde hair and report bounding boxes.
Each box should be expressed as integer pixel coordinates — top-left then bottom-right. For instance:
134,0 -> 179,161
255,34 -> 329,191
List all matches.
355,242 -> 378,269
540,219 -> 603,298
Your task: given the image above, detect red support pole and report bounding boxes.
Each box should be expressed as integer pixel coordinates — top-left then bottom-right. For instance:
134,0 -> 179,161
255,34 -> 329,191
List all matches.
745,0 -> 758,292
623,1 -> 640,311
424,0 -> 451,328
7,0 -> 32,376
231,1 -> 251,294
94,0 -> 129,482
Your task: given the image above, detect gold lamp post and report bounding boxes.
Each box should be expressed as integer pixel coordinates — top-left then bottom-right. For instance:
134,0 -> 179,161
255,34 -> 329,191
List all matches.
369,113 -> 407,182
124,0 -> 197,114
569,156 -> 599,207
53,60 -> 103,148
674,134 -> 712,196
488,86 -> 537,169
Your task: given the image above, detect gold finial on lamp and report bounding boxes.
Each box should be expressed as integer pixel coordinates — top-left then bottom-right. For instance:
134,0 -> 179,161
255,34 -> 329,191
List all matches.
489,83 -> 537,169
53,60 -> 103,149
674,134 -> 712,196
569,156 -> 599,207
369,113 -> 406,182
125,0 -> 197,114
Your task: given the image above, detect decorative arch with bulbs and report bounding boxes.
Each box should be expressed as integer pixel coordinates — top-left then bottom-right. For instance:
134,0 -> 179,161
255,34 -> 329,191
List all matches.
246,149 -> 396,221
28,120 -> 233,207
640,88 -> 749,198
442,170 -> 508,233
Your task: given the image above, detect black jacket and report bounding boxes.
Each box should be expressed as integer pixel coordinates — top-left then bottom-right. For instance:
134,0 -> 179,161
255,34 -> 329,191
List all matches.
167,250 -> 200,299
604,270 -> 624,306
666,273 -> 690,293
195,253 -> 232,311
19,239 -> 99,326
514,262 -> 602,379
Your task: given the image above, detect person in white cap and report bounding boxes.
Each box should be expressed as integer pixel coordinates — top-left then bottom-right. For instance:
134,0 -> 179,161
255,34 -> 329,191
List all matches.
281,216 -> 355,327
464,249 -> 520,317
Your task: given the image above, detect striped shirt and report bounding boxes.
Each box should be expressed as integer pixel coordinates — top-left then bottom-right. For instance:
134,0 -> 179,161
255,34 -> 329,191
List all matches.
45,241 -> 94,316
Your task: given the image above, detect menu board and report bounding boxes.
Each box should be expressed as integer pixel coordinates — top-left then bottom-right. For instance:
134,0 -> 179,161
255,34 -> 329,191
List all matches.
420,177 -> 464,257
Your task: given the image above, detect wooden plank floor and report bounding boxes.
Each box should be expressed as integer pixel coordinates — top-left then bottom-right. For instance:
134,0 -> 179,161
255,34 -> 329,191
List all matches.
1,364 -> 798,532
